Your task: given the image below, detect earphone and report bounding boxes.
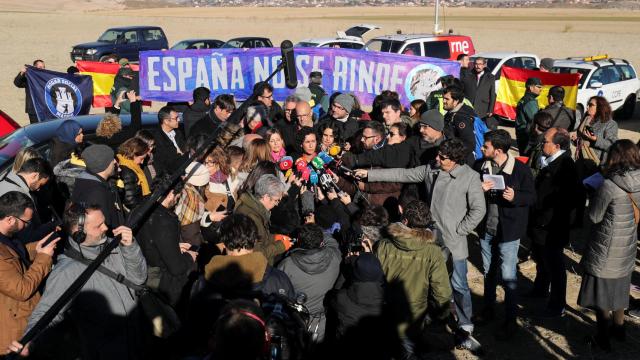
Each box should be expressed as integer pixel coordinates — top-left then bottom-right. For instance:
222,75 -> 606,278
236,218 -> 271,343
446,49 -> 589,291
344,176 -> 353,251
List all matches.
71,203 -> 87,244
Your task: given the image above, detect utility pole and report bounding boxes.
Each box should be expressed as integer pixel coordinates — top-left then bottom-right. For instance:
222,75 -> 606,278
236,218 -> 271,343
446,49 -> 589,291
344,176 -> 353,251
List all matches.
434,0 -> 443,34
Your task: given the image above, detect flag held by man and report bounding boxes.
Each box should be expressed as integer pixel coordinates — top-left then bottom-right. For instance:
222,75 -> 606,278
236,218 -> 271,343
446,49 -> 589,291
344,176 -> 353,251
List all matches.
494,66 -> 581,120
25,66 -> 93,122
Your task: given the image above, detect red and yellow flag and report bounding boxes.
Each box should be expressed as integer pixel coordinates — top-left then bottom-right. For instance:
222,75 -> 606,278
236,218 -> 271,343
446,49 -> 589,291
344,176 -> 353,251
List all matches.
75,61 -> 140,108
494,66 -> 581,120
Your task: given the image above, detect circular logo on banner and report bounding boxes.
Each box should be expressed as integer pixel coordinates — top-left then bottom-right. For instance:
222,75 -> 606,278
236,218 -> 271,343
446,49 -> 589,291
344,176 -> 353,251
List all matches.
404,63 -> 447,102
44,78 -> 82,119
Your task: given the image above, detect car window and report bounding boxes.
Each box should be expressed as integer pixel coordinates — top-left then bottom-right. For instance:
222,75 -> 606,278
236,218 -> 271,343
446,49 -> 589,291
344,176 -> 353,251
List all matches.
143,29 -> 163,42
423,41 -> 450,59
617,65 -> 637,81
124,31 -> 139,44
296,42 -> 319,48
171,41 -> 189,50
591,66 -> 622,85
255,40 -> 268,48
552,67 -> 591,87
222,40 -> 243,48
98,30 -> 122,43
189,42 -> 206,49
401,43 -> 421,56
522,57 -> 537,69
366,39 -> 403,53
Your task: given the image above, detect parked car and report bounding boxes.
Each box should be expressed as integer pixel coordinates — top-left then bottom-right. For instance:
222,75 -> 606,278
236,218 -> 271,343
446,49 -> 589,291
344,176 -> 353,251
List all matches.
222,37 -> 273,49
295,24 -> 380,49
0,113 -> 158,172
70,26 -> 169,63
365,34 -> 475,60
471,52 -> 540,94
552,56 -> 640,120
171,39 -> 225,50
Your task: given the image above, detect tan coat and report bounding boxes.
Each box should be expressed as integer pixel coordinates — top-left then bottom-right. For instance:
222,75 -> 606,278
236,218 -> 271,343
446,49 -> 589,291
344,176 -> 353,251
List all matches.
0,242 -> 53,354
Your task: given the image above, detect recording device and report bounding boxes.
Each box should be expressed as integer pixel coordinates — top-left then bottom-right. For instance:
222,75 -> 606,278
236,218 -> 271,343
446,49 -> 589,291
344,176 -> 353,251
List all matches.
310,156 -> 325,170
328,145 -> 342,157
279,156 -> 293,172
189,244 -> 200,252
280,40 -> 298,89
347,230 -> 365,253
585,125 -> 594,134
319,173 -> 340,193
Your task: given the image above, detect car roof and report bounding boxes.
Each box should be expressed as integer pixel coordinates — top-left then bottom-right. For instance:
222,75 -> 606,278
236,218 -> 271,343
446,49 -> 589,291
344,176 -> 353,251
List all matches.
473,52 -> 539,59
106,26 -> 162,31
0,113 -> 158,169
227,37 -> 271,41
175,39 -> 223,43
369,34 -> 468,41
553,58 -> 632,69
298,37 -> 363,44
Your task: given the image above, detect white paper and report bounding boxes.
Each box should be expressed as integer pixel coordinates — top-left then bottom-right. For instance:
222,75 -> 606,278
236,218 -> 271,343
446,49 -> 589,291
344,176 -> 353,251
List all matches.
482,174 -> 506,190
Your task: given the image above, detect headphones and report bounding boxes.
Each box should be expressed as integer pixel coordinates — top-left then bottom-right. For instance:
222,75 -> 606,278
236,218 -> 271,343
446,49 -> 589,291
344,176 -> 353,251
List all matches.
71,203 -> 87,244
238,310 -> 271,356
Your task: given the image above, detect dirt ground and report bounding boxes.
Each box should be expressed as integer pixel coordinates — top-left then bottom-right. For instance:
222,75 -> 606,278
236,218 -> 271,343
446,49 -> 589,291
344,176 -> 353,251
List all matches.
0,5 -> 639,357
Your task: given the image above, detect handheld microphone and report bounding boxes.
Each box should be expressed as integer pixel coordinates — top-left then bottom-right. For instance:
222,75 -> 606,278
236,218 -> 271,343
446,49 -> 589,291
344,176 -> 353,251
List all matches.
318,151 -> 334,164
280,40 -> 298,89
295,158 -> 307,176
301,167 -> 311,182
309,170 -> 319,185
311,156 -> 325,170
279,156 -> 293,171
328,145 -> 342,157
320,173 -> 341,193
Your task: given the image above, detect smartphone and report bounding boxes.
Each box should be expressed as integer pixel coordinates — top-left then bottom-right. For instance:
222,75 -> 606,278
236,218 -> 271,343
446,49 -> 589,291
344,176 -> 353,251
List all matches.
189,244 -> 200,252
585,125 -> 594,134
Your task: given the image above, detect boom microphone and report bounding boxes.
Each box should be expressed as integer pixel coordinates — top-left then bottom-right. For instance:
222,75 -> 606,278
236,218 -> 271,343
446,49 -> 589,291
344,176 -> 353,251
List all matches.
281,40 -> 298,89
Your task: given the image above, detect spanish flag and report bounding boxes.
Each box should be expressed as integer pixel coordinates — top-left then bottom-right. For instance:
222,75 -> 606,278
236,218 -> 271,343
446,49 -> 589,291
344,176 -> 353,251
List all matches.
494,66 -> 581,120
75,61 -> 140,108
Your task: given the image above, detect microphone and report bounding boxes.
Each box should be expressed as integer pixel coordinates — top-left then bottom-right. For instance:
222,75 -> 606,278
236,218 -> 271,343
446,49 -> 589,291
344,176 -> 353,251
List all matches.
279,156 -> 293,171
328,145 -> 342,157
280,40 -> 297,89
309,170 -> 319,185
311,156 -> 325,170
320,173 -> 341,193
318,151 -> 334,164
301,167 -> 311,182
295,158 -> 307,175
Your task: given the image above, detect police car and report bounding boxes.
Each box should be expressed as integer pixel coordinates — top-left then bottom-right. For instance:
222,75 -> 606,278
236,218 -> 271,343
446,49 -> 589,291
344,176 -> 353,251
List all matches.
295,24 -> 380,49
552,56 -> 640,120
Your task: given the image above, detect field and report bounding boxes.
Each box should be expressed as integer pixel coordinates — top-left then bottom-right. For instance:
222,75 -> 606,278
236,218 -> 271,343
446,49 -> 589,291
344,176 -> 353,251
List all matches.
1,4 -> 640,358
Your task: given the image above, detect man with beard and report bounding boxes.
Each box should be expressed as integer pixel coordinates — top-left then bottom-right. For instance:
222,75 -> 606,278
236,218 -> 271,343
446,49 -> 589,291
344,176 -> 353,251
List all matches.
515,77 -> 543,155
355,138 -> 486,351
461,57 -> 496,120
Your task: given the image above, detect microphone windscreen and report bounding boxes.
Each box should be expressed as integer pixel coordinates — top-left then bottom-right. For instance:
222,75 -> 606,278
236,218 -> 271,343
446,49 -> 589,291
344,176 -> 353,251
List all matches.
309,170 -> 319,185
280,40 -> 298,89
318,152 -> 333,164
295,158 -> 307,172
329,145 -> 342,157
311,157 -> 325,170
279,156 -> 293,170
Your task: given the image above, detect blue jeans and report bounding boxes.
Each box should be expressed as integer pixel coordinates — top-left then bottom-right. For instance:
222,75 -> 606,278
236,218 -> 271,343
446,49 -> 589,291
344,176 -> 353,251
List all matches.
451,259 -> 474,332
480,234 -> 520,322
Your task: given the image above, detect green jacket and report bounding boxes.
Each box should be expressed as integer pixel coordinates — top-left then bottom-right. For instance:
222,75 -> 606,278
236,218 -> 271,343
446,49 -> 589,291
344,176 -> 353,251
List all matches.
515,91 -> 539,132
234,192 -> 285,265
426,91 -> 474,115
375,223 -> 452,337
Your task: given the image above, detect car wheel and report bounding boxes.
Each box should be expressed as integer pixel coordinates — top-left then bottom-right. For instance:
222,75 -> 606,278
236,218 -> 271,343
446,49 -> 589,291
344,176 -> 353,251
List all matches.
617,94 -> 636,119
99,54 -> 116,62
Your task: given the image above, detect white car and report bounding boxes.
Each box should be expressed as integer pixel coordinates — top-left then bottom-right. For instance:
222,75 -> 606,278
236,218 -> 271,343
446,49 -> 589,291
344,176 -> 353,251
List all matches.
552,57 -> 640,120
471,52 -> 541,93
295,24 -> 379,49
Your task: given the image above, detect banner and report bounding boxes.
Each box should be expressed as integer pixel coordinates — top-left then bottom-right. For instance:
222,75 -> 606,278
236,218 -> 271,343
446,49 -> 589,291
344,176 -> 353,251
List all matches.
494,66 -> 581,120
139,48 -> 460,105
26,66 -> 93,121
76,61 -> 140,108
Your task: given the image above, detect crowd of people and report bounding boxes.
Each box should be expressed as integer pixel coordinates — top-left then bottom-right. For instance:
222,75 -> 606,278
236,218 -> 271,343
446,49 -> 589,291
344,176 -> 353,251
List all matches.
1,54 -> 639,360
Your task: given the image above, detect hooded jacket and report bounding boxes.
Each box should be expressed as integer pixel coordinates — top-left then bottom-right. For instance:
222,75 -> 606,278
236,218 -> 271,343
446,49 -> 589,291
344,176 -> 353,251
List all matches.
278,234 -> 341,316
25,239 -> 147,359
375,223 -> 451,336
234,192 -> 285,265
580,169 -> 640,279
444,103 -> 477,165
72,171 -> 123,227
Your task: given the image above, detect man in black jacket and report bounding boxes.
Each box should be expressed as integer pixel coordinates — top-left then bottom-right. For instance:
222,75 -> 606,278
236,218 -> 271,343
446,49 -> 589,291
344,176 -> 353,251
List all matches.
476,130 -> 536,339
528,128 -> 577,317
189,93 -> 235,139
317,93 -> 361,142
461,57 -> 496,119
13,60 -> 45,124
135,183 -> 196,306
443,86 -> 477,165
540,86 -> 575,131
153,106 -> 185,177
254,82 -> 283,127
71,145 -> 123,227
183,86 -> 212,137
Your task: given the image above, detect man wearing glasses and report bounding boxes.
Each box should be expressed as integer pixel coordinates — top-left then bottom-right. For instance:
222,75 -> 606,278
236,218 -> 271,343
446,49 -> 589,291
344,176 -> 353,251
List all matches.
318,93 -> 360,141
254,82 -> 284,126
515,77 -> 543,155
153,105 -> 185,177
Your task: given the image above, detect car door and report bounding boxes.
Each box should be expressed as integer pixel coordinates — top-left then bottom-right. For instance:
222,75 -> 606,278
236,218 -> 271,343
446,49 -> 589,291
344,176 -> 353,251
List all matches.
140,29 -> 166,51
400,42 -> 421,56
422,40 -> 450,59
120,30 -> 140,61
590,66 -> 625,110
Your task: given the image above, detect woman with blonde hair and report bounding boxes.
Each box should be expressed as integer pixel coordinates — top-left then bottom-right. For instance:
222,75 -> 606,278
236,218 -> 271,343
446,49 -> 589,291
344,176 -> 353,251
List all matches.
238,138 -> 271,180
12,148 -> 41,173
93,95 -> 142,149
117,137 -> 151,210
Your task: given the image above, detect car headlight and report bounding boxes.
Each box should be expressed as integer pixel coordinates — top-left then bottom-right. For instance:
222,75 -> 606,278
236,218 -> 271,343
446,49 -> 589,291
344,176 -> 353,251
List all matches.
86,49 -> 98,55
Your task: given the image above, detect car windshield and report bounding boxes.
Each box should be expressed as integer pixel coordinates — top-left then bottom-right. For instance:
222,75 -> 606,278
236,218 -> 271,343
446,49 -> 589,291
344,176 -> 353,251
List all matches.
366,39 -> 404,53
171,41 -> 190,50
295,42 -> 319,48
222,40 -> 244,48
552,67 -> 591,87
0,130 -> 33,169
98,30 -> 123,43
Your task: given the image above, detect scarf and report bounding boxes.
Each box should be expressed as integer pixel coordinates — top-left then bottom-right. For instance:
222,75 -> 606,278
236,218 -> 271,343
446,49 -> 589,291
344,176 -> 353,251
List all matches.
117,154 -> 151,195
210,170 -> 228,184
271,148 -> 286,163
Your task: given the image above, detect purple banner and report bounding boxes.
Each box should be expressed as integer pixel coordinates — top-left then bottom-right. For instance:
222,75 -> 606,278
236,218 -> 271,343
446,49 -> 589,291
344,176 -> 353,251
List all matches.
140,47 -> 460,105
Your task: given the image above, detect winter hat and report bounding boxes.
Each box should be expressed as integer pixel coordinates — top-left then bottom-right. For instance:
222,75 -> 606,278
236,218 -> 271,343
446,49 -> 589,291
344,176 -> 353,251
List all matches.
119,58 -> 129,67
55,119 -> 82,145
185,162 -> 210,187
418,109 -> 444,132
334,93 -> 355,113
294,87 -> 313,103
82,144 -> 114,174
540,58 -> 554,71
353,253 -> 385,283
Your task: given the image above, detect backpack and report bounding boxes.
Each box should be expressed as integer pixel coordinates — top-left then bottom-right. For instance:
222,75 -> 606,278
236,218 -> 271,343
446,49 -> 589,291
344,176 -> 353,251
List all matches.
473,116 -> 489,160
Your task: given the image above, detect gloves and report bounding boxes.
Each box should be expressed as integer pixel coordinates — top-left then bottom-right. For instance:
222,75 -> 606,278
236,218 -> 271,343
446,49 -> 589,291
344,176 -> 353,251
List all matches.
274,234 -> 293,251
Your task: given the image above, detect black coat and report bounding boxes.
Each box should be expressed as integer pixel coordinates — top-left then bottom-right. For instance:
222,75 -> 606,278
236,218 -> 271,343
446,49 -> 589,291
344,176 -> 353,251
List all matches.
118,165 -> 144,210
49,137 -> 76,168
444,104 -> 477,165
71,172 -> 123,227
183,101 -> 213,138
347,135 -> 442,169
152,127 -> 186,177
189,111 -> 222,139
332,280 -> 384,338
92,101 -> 142,150
317,115 -> 361,143
461,70 -> 496,118
135,205 -> 194,306
475,155 -> 536,242
529,151 -> 578,248
276,121 -> 299,155
13,72 -> 34,115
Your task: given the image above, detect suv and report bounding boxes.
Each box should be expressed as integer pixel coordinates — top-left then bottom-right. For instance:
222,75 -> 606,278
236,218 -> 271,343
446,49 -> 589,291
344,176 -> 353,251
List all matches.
70,26 -> 169,63
222,37 -> 273,49
295,24 -> 380,49
365,34 -> 475,60
552,56 -> 640,120
472,52 -> 540,92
